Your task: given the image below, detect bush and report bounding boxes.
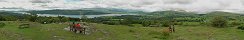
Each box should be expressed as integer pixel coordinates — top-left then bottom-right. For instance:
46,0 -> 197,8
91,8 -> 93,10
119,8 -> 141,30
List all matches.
229,21 -> 242,27
210,16 -> 227,28
0,22 -> 5,28
102,21 -> 120,25
237,25 -> 244,30
130,24 -> 143,27
237,26 -> 244,30
161,21 -> 171,27
181,22 -> 200,26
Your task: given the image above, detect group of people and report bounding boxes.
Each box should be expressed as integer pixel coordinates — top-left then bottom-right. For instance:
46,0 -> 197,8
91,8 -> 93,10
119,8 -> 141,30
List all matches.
168,25 -> 175,33
70,22 -> 86,34
168,20 -> 176,33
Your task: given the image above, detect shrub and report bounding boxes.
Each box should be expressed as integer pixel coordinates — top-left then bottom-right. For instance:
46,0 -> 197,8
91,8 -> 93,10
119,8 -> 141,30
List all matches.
237,25 -> 244,30
181,22 -> 200,26
0,22 -> 5,28
210,16 -> 227,28
229,21 -> 242,27
161,21 -> 171,27
130,24 -> 143,27
237,26 -> 244,30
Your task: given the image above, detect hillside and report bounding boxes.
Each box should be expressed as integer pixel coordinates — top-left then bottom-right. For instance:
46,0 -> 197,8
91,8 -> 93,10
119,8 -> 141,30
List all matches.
26,10 -> 111,15
1,10 -> 244,40
83,8 -> 146,14
25,8 -> 145,15
0,21 -> 244,40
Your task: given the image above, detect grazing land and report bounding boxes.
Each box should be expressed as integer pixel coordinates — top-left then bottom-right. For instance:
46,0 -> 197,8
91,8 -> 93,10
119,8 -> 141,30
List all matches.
0,21 -> 244,40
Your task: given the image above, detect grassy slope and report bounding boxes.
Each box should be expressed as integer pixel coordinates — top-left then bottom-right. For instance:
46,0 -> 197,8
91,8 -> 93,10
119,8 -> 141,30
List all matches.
0,21 -> 244,40
172,26 -> 244,40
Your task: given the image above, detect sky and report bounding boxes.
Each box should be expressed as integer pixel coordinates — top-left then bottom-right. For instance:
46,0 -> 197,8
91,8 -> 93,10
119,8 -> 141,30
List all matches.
0,0 -> 244,12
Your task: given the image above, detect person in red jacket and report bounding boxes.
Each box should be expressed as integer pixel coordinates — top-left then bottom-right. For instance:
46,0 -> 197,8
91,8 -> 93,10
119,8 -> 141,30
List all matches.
75,23 -> 81,31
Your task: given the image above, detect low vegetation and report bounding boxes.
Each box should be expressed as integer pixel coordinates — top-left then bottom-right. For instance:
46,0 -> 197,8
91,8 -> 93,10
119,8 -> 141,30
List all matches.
1,10 -> 244,40
0,21 -> 243,40
237,24 -> 244,30
210,16 -> 228,28
0,22 -> 5,28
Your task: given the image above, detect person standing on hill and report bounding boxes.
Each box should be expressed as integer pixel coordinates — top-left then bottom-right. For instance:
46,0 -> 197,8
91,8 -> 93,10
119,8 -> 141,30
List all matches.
70,22 -> 75,31
171,25 -> 175,32
171,20 -> 176,32
168,26 -> 172,32
168,20 -> 176,33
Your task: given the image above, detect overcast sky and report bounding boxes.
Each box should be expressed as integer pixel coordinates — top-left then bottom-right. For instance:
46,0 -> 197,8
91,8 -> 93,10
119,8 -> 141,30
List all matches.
0,0 -> 244,12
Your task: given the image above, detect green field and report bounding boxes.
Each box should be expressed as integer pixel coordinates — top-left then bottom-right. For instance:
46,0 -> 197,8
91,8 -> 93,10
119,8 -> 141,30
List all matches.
0,21 -> 244,40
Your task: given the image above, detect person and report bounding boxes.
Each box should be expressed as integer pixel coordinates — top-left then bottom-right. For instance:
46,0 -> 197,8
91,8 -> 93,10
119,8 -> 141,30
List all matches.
171,25 -> 175,32
168,26 -> 172,32
75,23 -> 82,33
169,20 -> 176,33
70,22 -> 75,31
172,20 -> 176,32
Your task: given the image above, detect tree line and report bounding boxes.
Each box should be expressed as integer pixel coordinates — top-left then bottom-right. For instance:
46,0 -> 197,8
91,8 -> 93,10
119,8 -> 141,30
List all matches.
1,11 -> 244,29
81,11 -> 244,28
0,12 -> 71,24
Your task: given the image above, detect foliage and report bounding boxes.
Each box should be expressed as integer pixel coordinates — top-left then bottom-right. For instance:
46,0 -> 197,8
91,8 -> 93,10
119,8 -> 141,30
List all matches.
0,10 -> 243,28
181,22 -> 201,26
237,24 -> 244,30
0,15 -> 18,21
0,13 -> 70,24
35,16 -> 70,24
229,21 -> 242,27
210,16 -> 228,28
0,22 -> 5,28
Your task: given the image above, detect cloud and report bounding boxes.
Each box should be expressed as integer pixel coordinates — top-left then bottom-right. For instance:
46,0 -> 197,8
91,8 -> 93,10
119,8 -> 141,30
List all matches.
30,0 -> 52,3
0,0 -> 244,12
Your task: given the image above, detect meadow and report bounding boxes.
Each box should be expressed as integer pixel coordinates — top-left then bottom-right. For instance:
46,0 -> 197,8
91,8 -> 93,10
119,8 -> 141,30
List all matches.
0,21 -> 243,40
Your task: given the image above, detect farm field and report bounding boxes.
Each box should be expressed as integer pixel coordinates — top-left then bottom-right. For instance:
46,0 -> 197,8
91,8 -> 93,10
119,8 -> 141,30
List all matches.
0,21 -> 244,40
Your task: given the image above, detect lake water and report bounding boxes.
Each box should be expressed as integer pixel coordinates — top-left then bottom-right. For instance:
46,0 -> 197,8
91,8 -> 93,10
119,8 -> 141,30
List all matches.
37,14 -> 137,18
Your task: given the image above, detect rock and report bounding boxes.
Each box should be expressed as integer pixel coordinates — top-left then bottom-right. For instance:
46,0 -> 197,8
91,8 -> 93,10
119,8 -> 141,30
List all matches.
53,36 -> 58,38
64,27 -> 70,31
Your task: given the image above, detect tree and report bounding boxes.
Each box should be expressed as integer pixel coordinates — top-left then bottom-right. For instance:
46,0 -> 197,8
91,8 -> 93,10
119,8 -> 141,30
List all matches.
27,15 -> 38,22
141,20 -> 151,27
81,15 -> 88,22
210,16 -> 227,28
0,22 -> 5,28
60,17 -> 70,22
0,15 -> 18,21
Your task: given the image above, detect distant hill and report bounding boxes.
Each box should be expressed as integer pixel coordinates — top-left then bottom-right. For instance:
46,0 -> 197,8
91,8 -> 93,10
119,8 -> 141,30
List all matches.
149,10 -> 199,17
147,10 -> 244,19
26,8 -> 145,15
83,8 -> 146,14
0,12 -> 26,16
26,10 -> 111,15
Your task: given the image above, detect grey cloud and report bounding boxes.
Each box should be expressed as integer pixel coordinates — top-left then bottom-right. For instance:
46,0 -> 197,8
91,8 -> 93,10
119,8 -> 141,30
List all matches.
0,0 -> 6,2
163,0 -> 195,4
30,0 -> 52,3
